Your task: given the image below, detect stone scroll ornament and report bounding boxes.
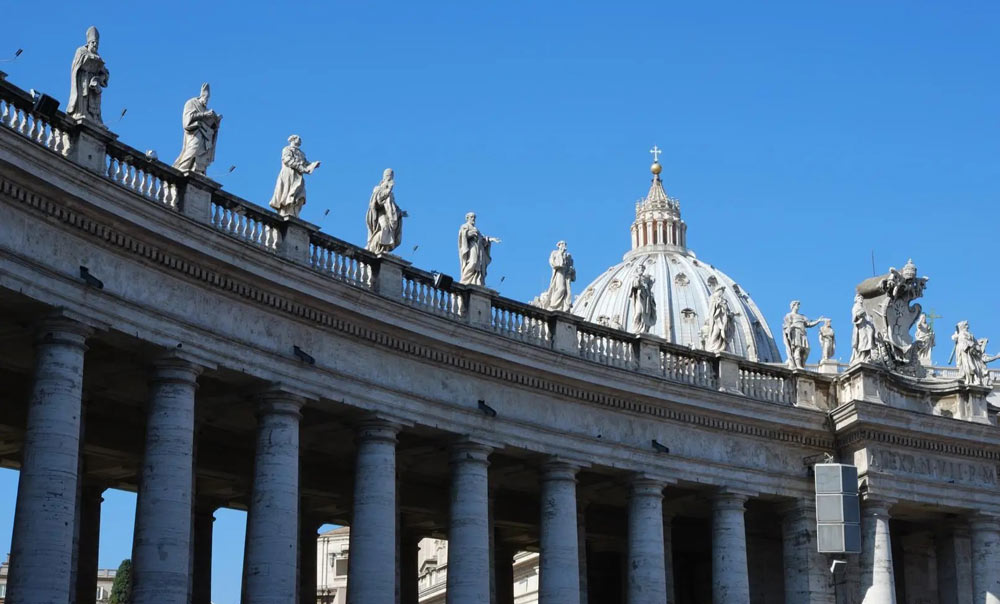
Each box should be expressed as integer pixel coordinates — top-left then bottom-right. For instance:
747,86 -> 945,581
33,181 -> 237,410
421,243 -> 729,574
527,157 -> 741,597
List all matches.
531,241 -> 576,312
173,83 -> 222,175
269,135 -> 320,219
782,300 -> 826,369
852,259 -> 928,376
365,169 -> 405,254
457,212 -> 500,286
67,26 -> 109,124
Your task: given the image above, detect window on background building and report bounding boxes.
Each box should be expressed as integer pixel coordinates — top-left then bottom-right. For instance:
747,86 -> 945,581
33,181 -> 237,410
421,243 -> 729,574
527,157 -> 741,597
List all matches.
335,557 -> 349,577
96,586 -> 105,600
328,553 -> 336,567
0,583 -> 6,597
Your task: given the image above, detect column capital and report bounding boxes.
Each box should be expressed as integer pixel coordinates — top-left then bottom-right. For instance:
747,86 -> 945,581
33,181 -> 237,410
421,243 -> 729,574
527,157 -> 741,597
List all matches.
539,458 -> 583,482
150,351 -> 205,384
450,438 -> 493,464
354,416 -> 402,443
256,387 -> 306,417
776,497 -> 816,520
35,311 -> 94,348
629,475 -> 666,498
860,496 -> 894,517
710,488 -> 752,509
969,513 -> 1000,532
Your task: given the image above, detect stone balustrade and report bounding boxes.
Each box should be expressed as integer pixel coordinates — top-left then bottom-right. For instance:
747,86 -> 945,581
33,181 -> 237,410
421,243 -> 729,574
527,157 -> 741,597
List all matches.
105,139 -> 181,208
0,76 -> 989,426
0,79 -> 72,156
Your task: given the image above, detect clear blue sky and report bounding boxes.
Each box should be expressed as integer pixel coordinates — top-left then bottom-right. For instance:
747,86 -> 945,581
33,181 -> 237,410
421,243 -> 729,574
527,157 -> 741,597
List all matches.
2,2 -> 999,602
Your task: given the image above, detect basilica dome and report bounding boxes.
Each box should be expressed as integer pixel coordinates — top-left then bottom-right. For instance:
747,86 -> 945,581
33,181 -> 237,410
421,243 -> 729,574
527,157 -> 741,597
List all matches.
571,156 -> 782,363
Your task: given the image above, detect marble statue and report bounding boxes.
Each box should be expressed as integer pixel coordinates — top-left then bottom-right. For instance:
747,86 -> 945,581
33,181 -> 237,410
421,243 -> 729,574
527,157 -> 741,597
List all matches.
365,169 -> 404,254
629,264 -> 656,334
951,321 -> 993,387
457,213 -> 500,286
703,284 -> 734,353
269,135 -> 320,219
850,294 -> 876,364
819,318 -> 835,362
173,83 -> 222,175
915,313 -> 935,366
532,241 -> 576,312
67,26 -> 109,124
782,300 -> 826,369
854,259 -> 929,376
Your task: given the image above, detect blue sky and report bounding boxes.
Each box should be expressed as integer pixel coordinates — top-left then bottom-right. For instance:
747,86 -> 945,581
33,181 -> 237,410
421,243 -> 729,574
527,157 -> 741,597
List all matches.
2,2 -> 999,602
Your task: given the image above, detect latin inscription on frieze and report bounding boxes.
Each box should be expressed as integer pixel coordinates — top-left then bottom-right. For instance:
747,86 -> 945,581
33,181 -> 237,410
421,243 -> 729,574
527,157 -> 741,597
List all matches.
867,447 -> 998,488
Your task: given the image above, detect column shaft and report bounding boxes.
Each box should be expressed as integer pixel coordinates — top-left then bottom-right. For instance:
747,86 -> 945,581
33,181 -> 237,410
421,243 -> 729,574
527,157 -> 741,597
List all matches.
494,542 -> 516,604
299,517 -> 320,604
664,514 -> 675,604
7,316 -> 91,604
859,499 -> 896,604
538,461 -> 581,604
446,441 -> 492,604
578,509 -> 589,604
347,419 -> 400,604
781,501 -> 836,604
132,356 -> 201,604
192,502 -> 217,604
400,535 -> 421,604
75,486 -> 105,604
712,492 -> 750,604
627,478 -> 667,604
243,392 -> 305,604
971,516 -> 1000,604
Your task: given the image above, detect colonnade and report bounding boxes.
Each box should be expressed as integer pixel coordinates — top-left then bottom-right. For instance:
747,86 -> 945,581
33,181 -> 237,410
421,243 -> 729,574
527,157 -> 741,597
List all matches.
3,314 -> 1000,604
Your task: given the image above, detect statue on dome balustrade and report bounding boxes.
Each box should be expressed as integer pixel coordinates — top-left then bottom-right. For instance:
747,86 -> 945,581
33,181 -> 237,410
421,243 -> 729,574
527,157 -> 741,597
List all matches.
853,259 -> 928,376
269,135 -> 320,219
532,241 -> 576,312
173,83 -> 221,175
67,26 -> 109,124
950,321 -> 997,387
850,294 -> 876,364
457,212 -> 500,286
915,313 -> 935,366
782,300 -> 826,369
703,284 -> 734,353
629,263 -> 656,334
819,318 -> 835,362
365,168 -> 405,255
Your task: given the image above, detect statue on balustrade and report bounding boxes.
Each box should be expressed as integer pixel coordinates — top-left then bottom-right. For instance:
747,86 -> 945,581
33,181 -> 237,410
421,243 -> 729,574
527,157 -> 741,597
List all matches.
365,168 -> 405,254
67,26 -> 109,124
457,212 -> 500,286
269,135 -> 320,219
853,259 -> 929,376
915,313 -> 935,366
629,263 -> 656,334
173,83 -> 222,175
850,293 -> 875,364
532,241 -> 576,311
950,321 -> 996,387
703,284 -> 734,353
782,300 -> 826,369
819,318 -> 836,362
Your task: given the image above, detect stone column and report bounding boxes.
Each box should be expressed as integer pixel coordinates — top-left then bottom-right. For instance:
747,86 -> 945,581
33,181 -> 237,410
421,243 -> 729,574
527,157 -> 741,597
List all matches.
936,523 -> 973,604
538,460 -> 581,604
6,315 -> 91,604
780,500 -> 835,604
299,516 -> 321,604
858,499 -> 895,604
578,507 -> 589,604
970,515 -> 1000,604
347,419 -> 400,604
243,390 -> 306,604
711,491 -> 751,604
627,478 -> 667,604
132,355 -> 202,604
447,441 -> 492,604
400,534 -> 421,604
192,501 -> 217,604
75,485 -> 105,604
494,541 -> 516,604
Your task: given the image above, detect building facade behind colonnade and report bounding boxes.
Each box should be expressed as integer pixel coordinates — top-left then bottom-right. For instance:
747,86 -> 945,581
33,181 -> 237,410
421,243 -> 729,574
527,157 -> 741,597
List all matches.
0,28 -> 999,604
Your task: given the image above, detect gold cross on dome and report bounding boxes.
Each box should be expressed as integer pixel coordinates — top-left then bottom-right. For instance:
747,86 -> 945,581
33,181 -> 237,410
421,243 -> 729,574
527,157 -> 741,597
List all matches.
649,145 -> 662,163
